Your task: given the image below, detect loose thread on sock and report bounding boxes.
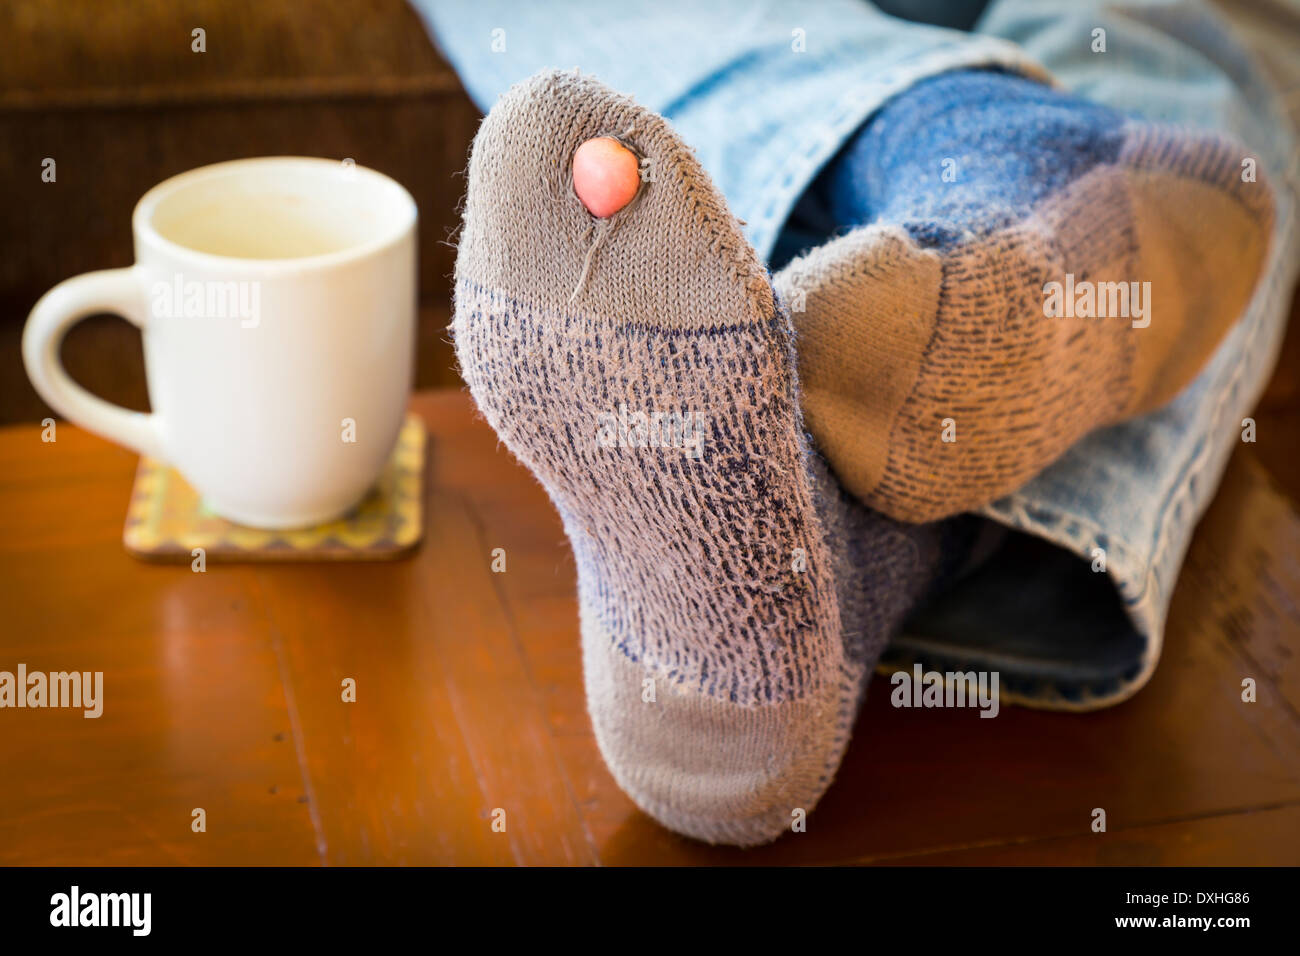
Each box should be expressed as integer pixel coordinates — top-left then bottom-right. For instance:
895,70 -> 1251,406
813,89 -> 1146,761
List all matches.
570,218 -> 614,303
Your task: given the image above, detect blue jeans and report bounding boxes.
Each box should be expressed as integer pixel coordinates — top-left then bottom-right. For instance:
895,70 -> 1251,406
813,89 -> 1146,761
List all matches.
411,0 -> 1299,709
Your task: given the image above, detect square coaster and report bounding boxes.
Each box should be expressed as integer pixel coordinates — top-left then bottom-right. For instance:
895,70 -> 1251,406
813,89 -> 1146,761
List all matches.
124,414 -> 425,562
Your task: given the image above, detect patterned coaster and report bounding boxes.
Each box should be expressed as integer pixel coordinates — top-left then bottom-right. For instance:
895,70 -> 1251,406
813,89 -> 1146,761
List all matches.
124,414 -> 425,562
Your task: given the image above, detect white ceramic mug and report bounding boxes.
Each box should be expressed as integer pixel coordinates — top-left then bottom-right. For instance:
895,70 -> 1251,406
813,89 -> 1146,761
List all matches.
23,157 -> 417,529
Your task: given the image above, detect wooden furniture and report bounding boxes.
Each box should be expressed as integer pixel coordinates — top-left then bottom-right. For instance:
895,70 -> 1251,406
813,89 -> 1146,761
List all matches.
1,386 -> 1298,865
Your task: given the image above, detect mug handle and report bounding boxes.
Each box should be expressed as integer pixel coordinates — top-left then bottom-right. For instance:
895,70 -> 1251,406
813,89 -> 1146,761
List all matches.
22,267 -> 165,460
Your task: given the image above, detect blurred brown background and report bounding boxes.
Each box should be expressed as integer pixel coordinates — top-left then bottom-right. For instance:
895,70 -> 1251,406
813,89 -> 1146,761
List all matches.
0,0 -> 477,425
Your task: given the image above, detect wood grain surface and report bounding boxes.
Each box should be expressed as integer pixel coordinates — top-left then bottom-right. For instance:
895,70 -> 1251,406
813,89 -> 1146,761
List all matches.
1,374 -> 1297,865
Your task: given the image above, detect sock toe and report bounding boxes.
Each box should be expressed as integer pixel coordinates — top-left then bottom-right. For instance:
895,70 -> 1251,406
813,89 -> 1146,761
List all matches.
457,68 -> 774,326
1108,122 -> 1274,411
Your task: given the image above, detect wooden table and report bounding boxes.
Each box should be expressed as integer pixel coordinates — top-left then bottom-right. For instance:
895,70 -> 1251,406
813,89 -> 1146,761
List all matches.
2,385 -> 1299,866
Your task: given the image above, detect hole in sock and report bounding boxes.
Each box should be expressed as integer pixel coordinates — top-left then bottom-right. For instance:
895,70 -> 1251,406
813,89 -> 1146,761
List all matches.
573,136 -> 642,218
566,130 -> 649,301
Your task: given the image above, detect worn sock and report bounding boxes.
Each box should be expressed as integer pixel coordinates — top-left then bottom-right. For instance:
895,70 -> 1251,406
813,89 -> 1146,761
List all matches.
777,69 -> 1275,523
452,69 -> 967,846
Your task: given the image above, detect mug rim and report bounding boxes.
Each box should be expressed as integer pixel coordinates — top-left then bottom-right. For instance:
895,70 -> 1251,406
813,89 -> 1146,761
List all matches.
132,156 -> 418,275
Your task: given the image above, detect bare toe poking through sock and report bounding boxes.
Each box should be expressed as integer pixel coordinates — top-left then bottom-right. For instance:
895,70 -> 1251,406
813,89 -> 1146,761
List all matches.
452,69 -> 945,846
572,136 -> 640,217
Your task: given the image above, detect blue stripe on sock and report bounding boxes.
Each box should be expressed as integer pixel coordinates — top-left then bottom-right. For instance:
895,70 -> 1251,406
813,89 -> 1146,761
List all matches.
815,69 -> 1128,250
